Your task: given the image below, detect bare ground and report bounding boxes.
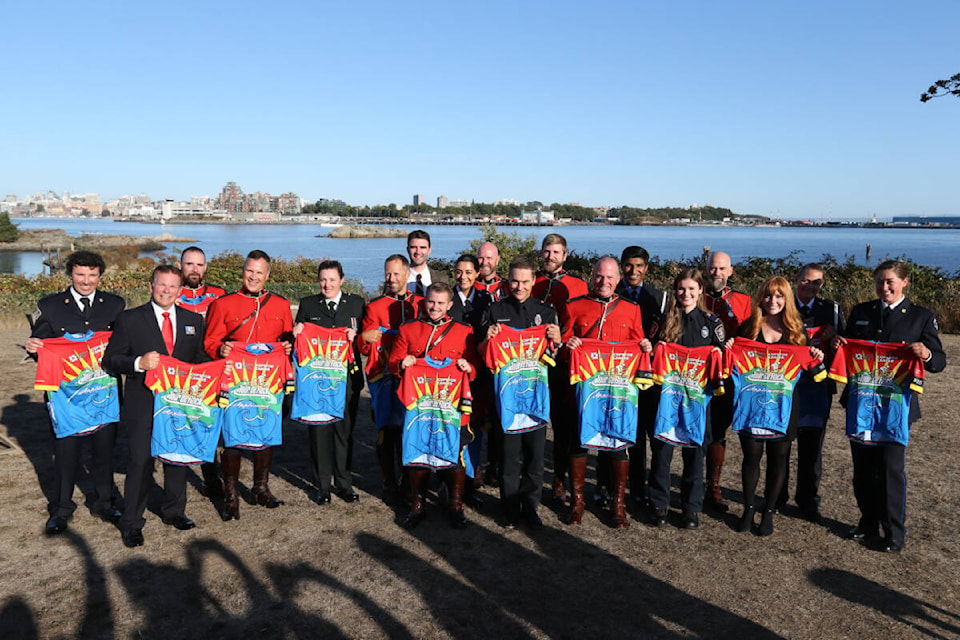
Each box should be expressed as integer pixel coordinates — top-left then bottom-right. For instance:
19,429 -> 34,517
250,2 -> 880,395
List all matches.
1,327 -> 959,639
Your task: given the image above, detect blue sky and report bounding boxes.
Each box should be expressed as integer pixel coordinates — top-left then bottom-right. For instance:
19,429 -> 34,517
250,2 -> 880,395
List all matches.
1,1 -> 957,218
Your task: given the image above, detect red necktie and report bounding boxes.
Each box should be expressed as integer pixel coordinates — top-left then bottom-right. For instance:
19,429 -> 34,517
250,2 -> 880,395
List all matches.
162,312 -> 174,354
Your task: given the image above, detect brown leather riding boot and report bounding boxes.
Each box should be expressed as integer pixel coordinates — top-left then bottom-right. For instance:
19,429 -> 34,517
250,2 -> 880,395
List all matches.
252,447 -> 284,508
403,468 -> 428,529
611,459 -> 630,529
706,443 -> 728,512
568,456 -> 587,525
219,449 -> 242,521
448,467 -> 467,529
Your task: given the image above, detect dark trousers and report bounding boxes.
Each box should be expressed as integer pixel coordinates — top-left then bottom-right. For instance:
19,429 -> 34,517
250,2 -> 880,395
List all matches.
648,435 -> 708,514
709,385 -> 734,445
308,417 -> 353,496
500,427 -> 546,522
628,387 -> 659,497
794,427 -> 827,511
120,420 -> 188,531
850,441 -> 907,545
50,422 -> 117,517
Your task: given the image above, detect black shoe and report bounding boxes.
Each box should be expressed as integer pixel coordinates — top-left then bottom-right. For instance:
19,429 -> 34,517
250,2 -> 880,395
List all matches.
759,509 -> 775,536
465,493 -> 484,510
737,506 -> 756,533
161,515 -> 196,531
846,525 -> 875,542
651,509 -> 668,528
44,515 -> 69,536
316,492 -> 332,505
524,510 -> 544,531
92,506 -> 122,525
121,528 -> 144,548
336,490 -> 360,503
880,539 -> 904,554
681,512 -> 700,530
800,507 -> 822,524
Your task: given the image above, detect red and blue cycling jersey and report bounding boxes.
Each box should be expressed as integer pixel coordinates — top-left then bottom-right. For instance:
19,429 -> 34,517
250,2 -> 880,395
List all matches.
483,325 -> 556,433
569,339 -> 653,451
218,342 -> 294,450
724,338 -> 826,438
399,357 -> 473,469
652,343 -> 724,447
828,338 -> 924,446
146,356 -> 225,465
35,331 -> 119,438
291,325 -> 358,425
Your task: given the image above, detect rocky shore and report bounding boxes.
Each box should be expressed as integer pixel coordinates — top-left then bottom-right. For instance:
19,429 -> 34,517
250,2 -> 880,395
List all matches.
321,225 -> 408,239
0,229 -> 195,252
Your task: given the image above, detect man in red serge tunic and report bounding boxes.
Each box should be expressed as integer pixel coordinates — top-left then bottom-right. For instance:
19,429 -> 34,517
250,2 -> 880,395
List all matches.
389,281 -> 478,529
531,233 -> 589,504
203,250 -> 293,521
703,250 -> 752,511
560,256 -> 651,528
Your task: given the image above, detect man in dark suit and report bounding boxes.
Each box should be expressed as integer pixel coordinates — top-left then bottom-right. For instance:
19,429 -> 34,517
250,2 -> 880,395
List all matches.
406,229 -> 450,296
26,250 -> 126,536
778,263 -> 845,521
615,246 -> 668,509
103,265 -> 210,547
294,260 -> 365,504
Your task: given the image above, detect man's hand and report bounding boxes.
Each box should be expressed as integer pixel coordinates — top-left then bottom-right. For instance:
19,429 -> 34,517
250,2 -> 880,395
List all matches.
545,323 -> 561,344
25,337 -> 43,354
140,351 -> 161,371
219,342 -> 234,358
567,336 -> 582,350
401,355 -> 416,369
486,324 -> 502,340
345,327 -> 356,342
362,328 -> 383,344
282,341 -> 293,356
292,323 -> 304,337
639,338 -> 652,353
456,358 -> 473,374
907,341 -> 931,361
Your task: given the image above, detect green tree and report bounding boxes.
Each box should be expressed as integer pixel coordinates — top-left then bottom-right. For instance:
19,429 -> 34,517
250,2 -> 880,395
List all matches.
465,224 -> 538,276
0,212 -> 21,242
921,73 -> 960,102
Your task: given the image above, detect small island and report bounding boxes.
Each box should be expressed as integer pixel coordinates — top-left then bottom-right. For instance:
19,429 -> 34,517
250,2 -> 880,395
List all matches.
321,226 -> 408,239
0,229 -> 195,253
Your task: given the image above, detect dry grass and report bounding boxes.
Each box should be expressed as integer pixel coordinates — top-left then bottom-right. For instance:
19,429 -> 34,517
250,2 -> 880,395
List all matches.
1,328 -> 959,639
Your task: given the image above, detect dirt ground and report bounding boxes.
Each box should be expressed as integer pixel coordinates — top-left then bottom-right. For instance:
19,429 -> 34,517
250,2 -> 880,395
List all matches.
1,326 -> 959,640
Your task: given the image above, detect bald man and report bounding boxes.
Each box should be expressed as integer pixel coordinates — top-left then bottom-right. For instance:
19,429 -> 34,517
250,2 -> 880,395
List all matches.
475,242 -> 508,302
703,251 -> 751,511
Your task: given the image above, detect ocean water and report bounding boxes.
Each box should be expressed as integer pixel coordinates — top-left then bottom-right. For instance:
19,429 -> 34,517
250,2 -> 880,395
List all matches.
6,219 -> 959,289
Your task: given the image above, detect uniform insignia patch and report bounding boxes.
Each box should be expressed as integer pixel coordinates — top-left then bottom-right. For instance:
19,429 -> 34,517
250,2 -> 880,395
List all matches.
701,326 -> 709,339
184,325 -> 196,335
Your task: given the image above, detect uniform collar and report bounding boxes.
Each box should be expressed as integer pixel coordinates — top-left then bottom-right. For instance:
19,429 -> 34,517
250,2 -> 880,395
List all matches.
69,287 -> 96,306
239,288 -> 269,298
541,269 -> 566,281
422,315 -> 451,327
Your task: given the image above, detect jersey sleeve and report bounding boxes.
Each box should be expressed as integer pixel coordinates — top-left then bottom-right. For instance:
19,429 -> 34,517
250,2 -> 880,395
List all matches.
34,341 -> 65,391
828,342 -> 849,384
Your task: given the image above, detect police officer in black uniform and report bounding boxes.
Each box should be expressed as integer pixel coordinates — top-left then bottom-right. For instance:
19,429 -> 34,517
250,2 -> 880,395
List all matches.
480,256 -> 561,529
647,268 -> 725,530
838,260 -> 945,553
26,250 -> 125,535
294,259 -> 366,504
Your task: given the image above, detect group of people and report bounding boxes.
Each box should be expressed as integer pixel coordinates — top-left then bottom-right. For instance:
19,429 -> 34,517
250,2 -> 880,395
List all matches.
27,230 -> 945,554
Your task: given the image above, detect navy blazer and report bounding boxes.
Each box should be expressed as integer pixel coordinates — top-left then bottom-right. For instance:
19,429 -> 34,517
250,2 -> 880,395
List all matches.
102,303 -> 210,425
615,280 -> 668,337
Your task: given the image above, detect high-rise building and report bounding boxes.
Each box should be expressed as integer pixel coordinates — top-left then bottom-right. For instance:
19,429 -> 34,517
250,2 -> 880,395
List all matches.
437,195 -> 448,209
413,194 -> 426,207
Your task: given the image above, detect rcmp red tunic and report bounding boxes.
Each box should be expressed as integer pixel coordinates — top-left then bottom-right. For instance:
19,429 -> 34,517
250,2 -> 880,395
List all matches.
360,293 -> 423,379
176,282 -> 226,318
475,276 -> 509,302
388,317 -> 478,380
204,289 -> 293,359
561,294 -> 645,344
533,271 -> 588,319
706,286 -> 752,337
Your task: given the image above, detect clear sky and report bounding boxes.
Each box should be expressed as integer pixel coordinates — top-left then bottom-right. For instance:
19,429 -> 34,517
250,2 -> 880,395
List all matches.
1,1 -> 957,218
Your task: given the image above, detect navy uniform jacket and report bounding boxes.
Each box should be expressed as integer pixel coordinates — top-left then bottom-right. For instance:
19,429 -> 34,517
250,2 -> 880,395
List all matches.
615,280 -> 668,337
451,288 -> 493,336
483,296 -> 559,332
296,292 -> 366,390
31,288 -> 125,339
797,296 -> 845,334
843,298 -> 946,423
102,303 -> 210,425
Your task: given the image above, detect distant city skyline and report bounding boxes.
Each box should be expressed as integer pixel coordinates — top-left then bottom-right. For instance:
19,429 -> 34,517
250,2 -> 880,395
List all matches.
1,2 -> 957,219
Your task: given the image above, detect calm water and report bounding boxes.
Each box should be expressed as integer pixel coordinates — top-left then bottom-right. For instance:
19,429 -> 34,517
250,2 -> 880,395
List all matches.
7,218 -> 959,288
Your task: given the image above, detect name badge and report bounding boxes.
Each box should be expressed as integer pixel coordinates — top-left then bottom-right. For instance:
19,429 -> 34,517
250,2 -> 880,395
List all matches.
855,320 -> 870,326
184,325 -> 196,335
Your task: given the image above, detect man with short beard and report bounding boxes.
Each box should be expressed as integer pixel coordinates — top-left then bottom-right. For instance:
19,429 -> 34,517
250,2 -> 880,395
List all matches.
176,246 -> 226,318
531,233 -> 588,505
475,241 -> 508,302
703,251 -> 751,511
176,246 -> 226,501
